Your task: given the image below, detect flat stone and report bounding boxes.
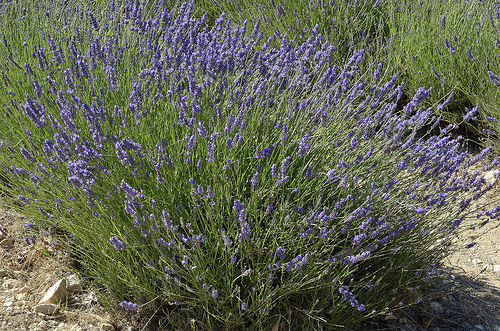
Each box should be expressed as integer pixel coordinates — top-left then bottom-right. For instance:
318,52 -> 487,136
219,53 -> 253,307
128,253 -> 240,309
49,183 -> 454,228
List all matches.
383,312 -> 397,320
65,274 -> 82,293
39,279 -> 66,305
0,269 -> 7,277
493,265 -> 500,272
430,301 -> 444,314
0,236 -> 14,248
483,170 -> 499,186
33,303 -> 57,315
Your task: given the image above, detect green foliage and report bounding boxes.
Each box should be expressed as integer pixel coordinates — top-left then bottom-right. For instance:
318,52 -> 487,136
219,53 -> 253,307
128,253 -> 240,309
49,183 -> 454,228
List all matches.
0,0 -> 499,330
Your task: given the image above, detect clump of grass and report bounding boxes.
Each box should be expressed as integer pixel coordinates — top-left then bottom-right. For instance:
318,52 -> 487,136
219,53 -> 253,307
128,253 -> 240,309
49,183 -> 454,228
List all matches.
0,0 -> 499,330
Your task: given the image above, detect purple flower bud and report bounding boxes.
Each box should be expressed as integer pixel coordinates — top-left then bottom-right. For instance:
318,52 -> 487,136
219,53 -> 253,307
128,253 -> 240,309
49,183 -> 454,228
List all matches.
197,122 -> 207,139
488,71 -> 500,86
110,236 -> 125,250
251,172 -> 259,186
276,246 -> 286,260
119,301 -> 138,311
88,11 -> 99,30
257,144 -> 276,159
465,242 -> 476,249
467,48 -> 476,61
463,104 -> 478,122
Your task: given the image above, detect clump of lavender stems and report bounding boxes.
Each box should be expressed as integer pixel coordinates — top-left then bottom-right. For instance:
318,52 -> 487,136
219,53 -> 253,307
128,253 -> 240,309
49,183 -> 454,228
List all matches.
0,0 -> 499,329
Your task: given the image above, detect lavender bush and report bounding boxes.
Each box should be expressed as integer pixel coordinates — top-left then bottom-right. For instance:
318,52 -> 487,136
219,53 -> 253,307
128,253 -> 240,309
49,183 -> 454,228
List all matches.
384,0 -> 500,138
0,0 -> 499,329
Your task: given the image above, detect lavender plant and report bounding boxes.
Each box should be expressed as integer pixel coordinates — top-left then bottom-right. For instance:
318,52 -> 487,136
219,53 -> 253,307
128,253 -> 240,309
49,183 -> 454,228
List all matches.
384,0 -> 500,141
0,0 -> 499,329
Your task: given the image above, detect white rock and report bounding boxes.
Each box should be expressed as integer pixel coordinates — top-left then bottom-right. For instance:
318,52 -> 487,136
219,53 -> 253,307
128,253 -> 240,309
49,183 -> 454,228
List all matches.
2,278 -> 21,290
3,301 -> 13,307
472,259 -> 482,264
430,301 -> 444,314
32,303 -> 57,315
383,312 -> 397,320
39,278 -> 66,305
100,323 -> 115,331
65,274 -> 82,293
493,265 -> 500,272
483,170 -> 499,186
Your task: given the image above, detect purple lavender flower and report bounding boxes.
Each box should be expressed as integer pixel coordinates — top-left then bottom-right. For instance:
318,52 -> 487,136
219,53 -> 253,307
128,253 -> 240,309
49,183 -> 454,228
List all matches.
110,236 -> 125,250
271,164 -> 277,178
241,302 -> 248,310
431,66 -> 442,80
465,242 -> 476,248
20,148 -> 36,162
467,48 -> 476,61
251,172 -> 259,186
297,133 -> 311,157
212,289 -> 218,299
304,166 -> 316,179
256,144 -> 276,159
338,286 -> 366,311
280,156 -> 291,179
352,233 -> 366,245
488,71 -> 500,86
198,122 -> 207,139
119,301 -> 138,311
463,104 -> 478,122
276,246 -> 286,260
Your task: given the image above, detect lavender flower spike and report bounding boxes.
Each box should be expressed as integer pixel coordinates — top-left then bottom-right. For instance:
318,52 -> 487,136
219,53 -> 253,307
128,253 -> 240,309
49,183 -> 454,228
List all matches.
119,301 -> 138,311
110,236 -> 126,250
251,172 -> 259,186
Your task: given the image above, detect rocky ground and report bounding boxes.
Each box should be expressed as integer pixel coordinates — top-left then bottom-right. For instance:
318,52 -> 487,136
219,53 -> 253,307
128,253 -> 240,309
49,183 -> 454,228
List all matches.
1,160 -> 500,331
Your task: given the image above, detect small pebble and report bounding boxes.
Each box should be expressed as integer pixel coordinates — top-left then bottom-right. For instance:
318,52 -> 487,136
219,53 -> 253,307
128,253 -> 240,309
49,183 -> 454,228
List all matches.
430,301 -> 444,314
